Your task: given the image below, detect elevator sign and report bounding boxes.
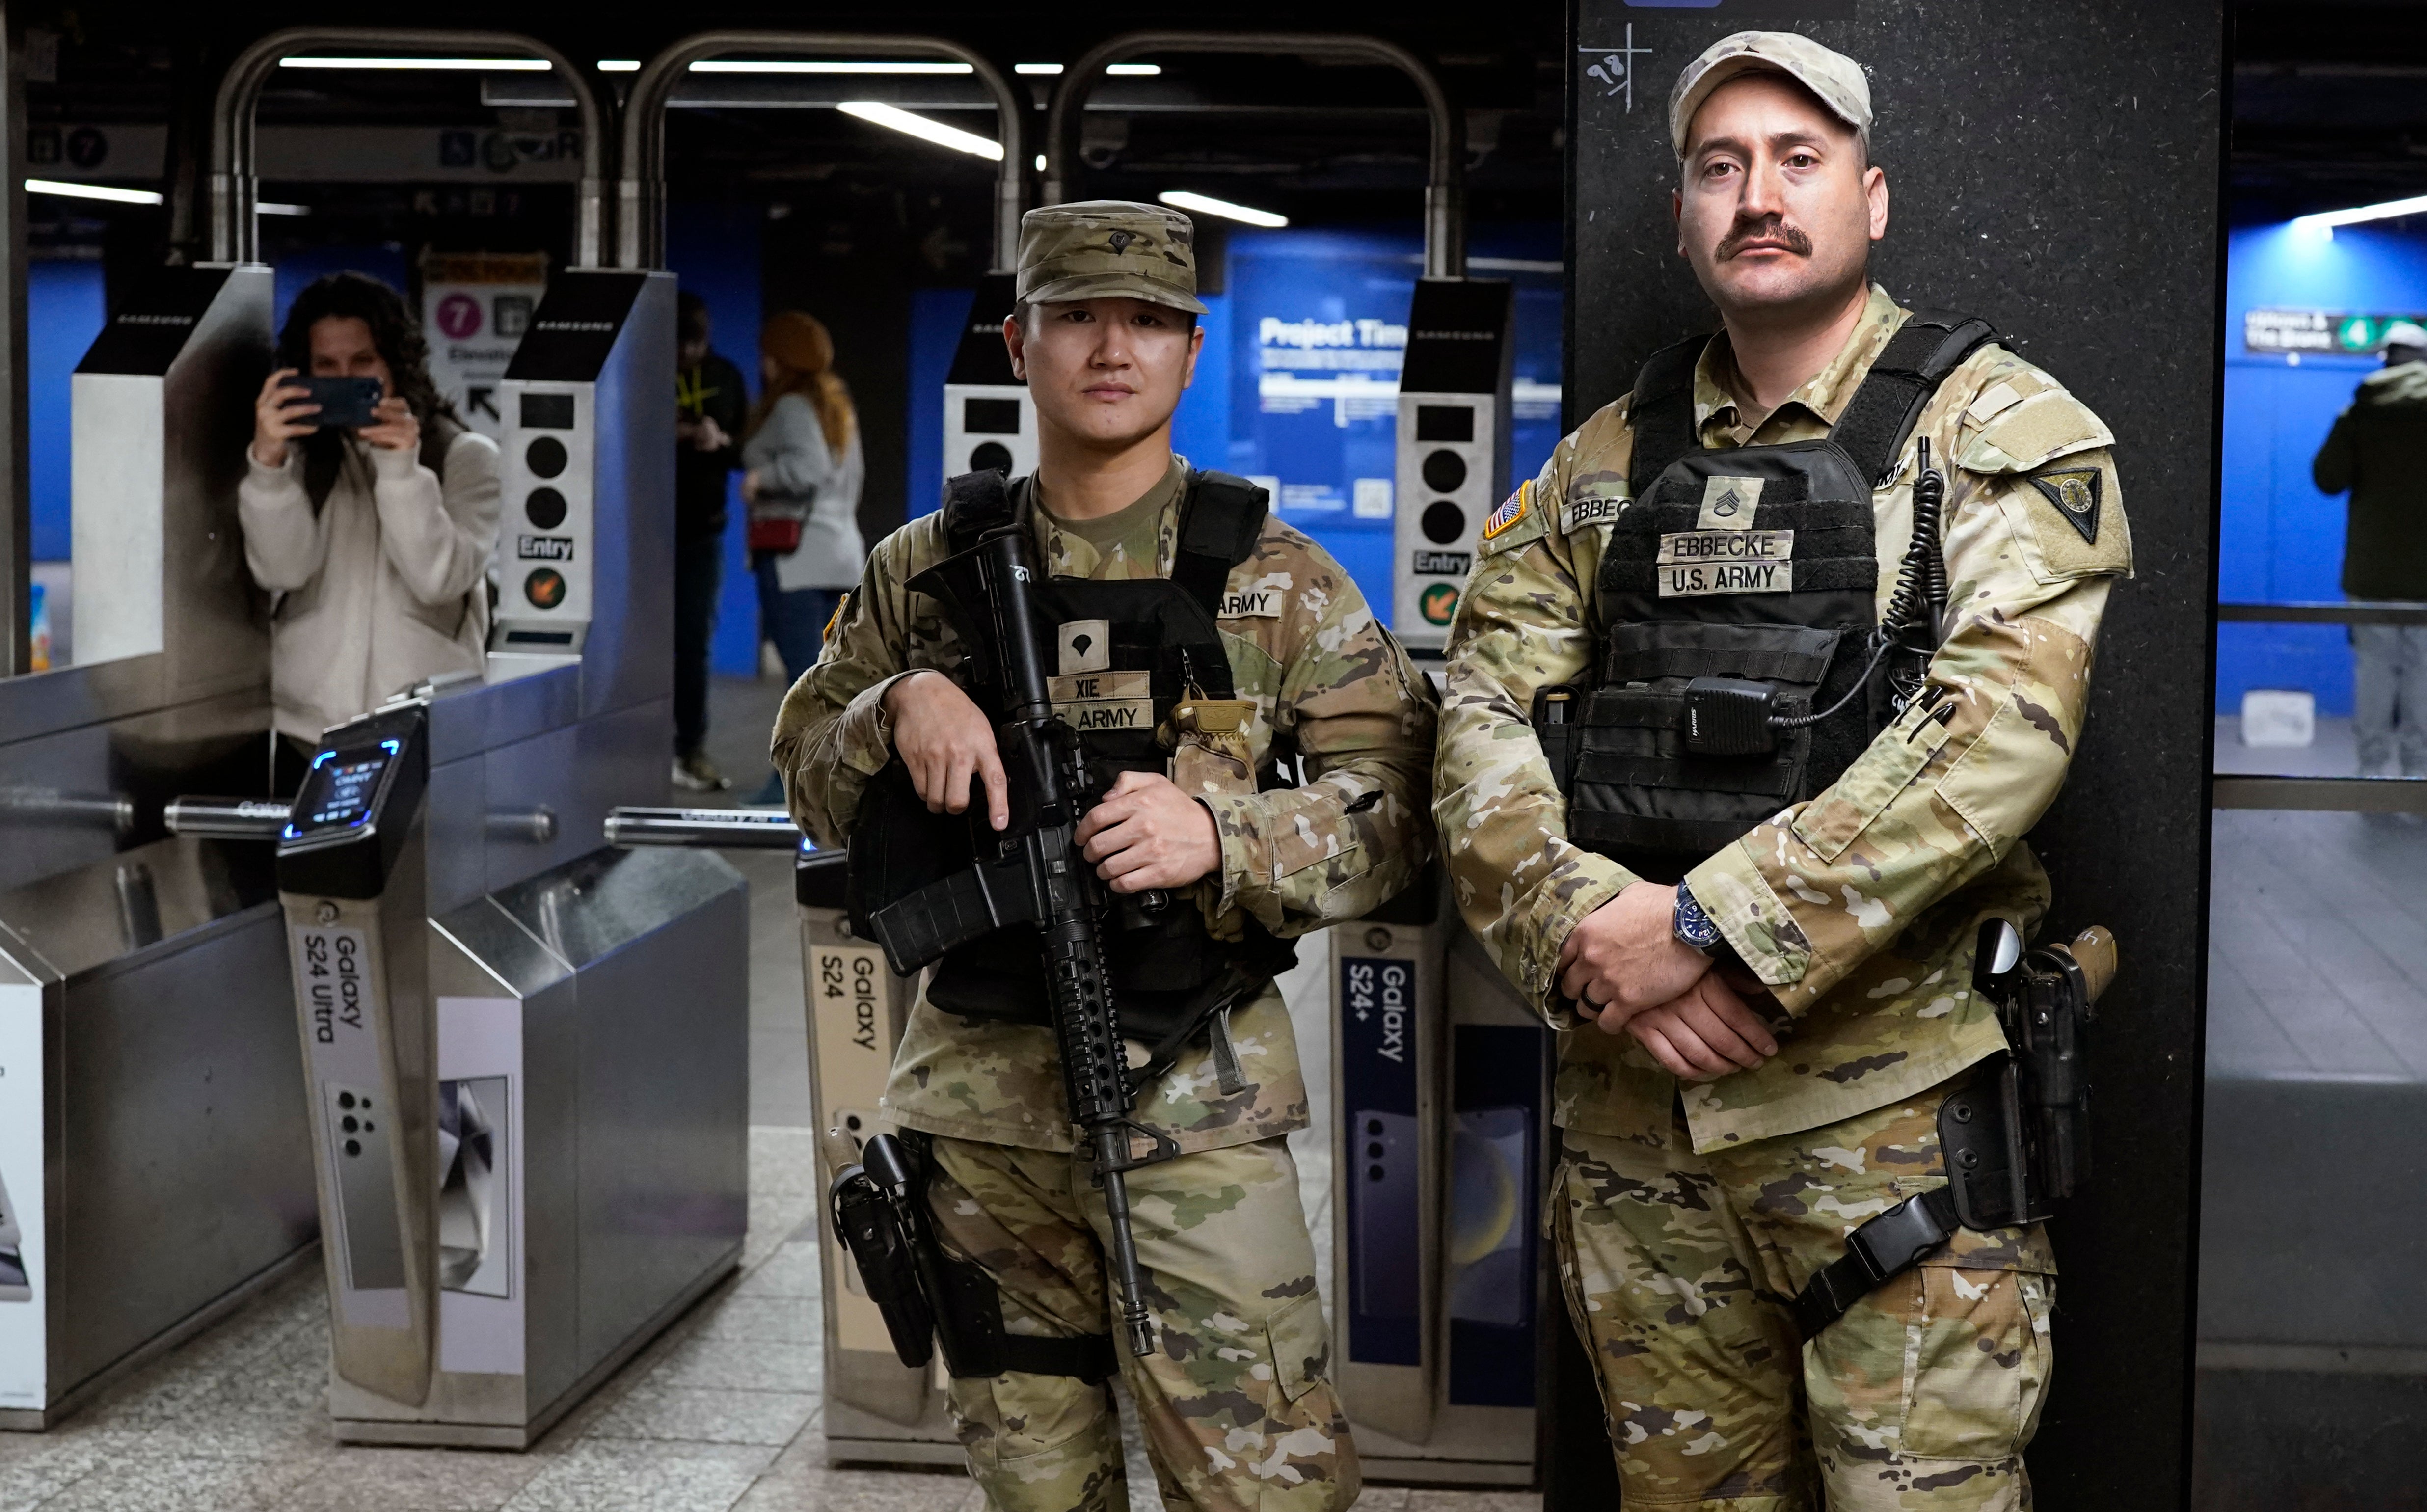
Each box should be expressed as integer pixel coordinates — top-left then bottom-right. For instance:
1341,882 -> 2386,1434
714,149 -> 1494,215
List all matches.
421,251 -> 549,441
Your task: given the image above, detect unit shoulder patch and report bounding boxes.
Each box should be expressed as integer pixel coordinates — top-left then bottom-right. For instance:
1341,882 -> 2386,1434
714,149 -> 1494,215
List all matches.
2027,467 -> 2102,544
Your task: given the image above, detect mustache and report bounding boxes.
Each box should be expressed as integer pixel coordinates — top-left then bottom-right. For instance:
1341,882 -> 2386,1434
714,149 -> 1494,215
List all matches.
1716,214 -> 1814,261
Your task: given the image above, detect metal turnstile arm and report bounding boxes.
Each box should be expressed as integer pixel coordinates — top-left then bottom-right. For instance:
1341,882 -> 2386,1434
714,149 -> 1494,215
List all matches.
603,806 -> 806,851
163,795 -> 291,841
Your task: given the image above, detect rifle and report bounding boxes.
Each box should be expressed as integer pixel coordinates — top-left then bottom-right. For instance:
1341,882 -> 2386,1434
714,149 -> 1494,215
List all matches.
864,525 -> 1177,1359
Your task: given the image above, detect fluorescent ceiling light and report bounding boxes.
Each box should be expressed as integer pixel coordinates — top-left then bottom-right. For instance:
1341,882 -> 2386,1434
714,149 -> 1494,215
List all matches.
1035,154 -> 1047,171
27,177 -> 162,205
2293,192 -> 2427,238
836,101 -> 1002,161
1015,63 -> 1161,76
692,60 -> 971,75
597,60 -> 640,73
1159,189 -> 1286,228
280,56 -> 551,71
258,202 -> 311,216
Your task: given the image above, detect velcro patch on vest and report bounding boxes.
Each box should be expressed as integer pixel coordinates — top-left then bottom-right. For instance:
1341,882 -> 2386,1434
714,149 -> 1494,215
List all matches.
2027,467 -> 2103,544
1057,698 -> 1156,732
1657,559 -> 1795,597
1051,669 -> 1150,705
1058,620 -> 1111,674
1564,491 -> 1628,534
1655,529 -> 1793,567
1698,475 -> 1765,530
1218,587 -> 1285,619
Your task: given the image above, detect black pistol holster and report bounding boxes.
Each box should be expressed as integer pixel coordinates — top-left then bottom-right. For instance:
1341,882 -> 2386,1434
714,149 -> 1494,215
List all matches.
1790,921 -> 2116,1341
828,1131 -> 1118,1382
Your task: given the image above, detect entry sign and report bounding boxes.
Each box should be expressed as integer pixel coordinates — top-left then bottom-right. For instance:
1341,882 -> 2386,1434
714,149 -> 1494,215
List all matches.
421,251 -> 549,442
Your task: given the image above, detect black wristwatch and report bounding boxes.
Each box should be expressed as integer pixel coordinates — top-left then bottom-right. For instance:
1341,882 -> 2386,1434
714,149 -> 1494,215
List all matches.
1672,882 -> 1722,955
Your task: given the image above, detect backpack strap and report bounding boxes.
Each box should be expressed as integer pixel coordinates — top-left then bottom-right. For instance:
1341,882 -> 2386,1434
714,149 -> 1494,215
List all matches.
1625,334 -> 1711,498
1829,309 -> 2001,487
1171,470 -> 1270,615
940,468 -> 1019,555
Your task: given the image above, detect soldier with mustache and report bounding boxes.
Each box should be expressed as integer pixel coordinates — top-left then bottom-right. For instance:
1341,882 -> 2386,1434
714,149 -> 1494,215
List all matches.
1434,33 -> 2131,1509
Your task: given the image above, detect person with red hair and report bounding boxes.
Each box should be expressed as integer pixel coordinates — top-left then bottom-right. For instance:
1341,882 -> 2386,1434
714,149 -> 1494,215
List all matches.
742,311 -> 864,681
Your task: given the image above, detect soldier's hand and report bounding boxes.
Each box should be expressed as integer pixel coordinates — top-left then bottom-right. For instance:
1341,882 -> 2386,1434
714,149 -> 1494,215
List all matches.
1620,973 -> 1780,1080
884,671 -> 1008,830
1075,770 -> 1220,892
1559,881 -> 1711,1024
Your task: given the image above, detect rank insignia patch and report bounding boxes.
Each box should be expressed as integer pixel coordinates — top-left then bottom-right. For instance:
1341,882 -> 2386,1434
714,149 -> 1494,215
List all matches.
2029,467 -> 2103,544
1482,481 -> 1530,540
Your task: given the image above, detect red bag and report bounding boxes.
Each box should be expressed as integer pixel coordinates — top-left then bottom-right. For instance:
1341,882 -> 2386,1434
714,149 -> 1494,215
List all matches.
748,517 -> 802,554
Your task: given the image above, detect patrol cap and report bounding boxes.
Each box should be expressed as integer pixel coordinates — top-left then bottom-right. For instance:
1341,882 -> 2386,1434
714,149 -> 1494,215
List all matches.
1668,31 -> 1872,160
1017,199 -> 1207,316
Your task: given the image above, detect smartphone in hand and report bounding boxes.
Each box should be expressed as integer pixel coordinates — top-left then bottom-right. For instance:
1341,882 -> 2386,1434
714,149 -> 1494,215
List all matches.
300,376 -> 385,430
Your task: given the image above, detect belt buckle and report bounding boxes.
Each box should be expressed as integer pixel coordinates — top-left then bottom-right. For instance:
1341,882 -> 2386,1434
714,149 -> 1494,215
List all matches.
1846,1192 -> 1947,1283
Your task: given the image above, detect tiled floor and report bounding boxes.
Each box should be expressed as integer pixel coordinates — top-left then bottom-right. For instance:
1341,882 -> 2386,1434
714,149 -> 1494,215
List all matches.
0,676 -> 1539,1511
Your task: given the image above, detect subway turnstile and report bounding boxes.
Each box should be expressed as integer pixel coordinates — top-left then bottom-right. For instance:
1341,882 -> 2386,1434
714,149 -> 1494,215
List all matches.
0,261 -> 318,1430
162,263 -> 751,1447
794,849 -> 958,1464
274,706 -> 748,1447
1334,874 -> 1552,1486
602,811 -> 957,1465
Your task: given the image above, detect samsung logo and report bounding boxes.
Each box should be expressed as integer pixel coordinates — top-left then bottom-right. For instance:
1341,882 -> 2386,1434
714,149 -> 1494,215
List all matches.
535,320 -> 616,332
118,314 -> 193,326
1413,329 -> 1497,341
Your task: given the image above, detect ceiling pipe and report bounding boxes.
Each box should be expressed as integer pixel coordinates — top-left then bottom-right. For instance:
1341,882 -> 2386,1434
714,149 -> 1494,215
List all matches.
620,33 -> 1024,272
211,28 -> 606,267
1043,32 -> 1464,278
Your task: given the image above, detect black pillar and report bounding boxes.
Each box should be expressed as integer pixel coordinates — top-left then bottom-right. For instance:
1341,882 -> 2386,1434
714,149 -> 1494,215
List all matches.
1554,3 -> 2224,1507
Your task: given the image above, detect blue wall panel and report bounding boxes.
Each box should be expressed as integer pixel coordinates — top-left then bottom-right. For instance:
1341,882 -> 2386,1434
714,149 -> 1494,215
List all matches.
666,204 -> 763,677
1217,224 -> 1562,625
28,260 -> 106,563
2221,222 -> 2427,715
905,286 -> 971,523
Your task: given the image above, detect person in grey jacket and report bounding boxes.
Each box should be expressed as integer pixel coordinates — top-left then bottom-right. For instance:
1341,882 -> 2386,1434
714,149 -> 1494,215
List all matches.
742,310 -> 865,690
240,272 -> 500,757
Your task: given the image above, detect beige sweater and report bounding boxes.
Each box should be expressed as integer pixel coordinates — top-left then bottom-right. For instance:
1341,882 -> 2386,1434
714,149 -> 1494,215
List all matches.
239,431 -> 501,741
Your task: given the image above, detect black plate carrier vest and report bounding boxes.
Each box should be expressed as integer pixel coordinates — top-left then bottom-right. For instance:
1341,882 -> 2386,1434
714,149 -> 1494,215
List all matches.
1534,311 -> 1997,882
847,468 -> 1297,1041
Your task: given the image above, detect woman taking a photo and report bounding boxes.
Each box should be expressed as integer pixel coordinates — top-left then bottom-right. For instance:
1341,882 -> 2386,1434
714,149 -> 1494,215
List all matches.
743,310 -> 865,688
240,271 -> 500,756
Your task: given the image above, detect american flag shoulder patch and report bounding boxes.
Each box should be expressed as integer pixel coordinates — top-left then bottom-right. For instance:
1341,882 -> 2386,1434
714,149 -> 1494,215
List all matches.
1482,481 -> 1530,540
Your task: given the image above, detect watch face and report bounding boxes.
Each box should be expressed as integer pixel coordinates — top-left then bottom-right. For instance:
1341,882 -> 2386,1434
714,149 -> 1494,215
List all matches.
1675,890 -> 1721,950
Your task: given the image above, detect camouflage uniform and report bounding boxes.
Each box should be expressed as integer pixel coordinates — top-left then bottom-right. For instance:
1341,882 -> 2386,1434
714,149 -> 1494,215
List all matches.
774,200 -> 1435,1512
1434,283 -> 2130,1509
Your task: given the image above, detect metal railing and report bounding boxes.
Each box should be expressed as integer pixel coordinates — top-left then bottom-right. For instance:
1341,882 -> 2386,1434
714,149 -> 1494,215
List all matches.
211,29 -> 606,268
2219,601 -> 2427,626
617,32 -> 1025,273
2215,600 -> 2427,813
1042,32 -> 1465,278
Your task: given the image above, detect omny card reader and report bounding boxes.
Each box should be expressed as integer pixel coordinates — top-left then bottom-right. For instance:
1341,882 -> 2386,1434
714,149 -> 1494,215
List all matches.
277,703 -> 440,1407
